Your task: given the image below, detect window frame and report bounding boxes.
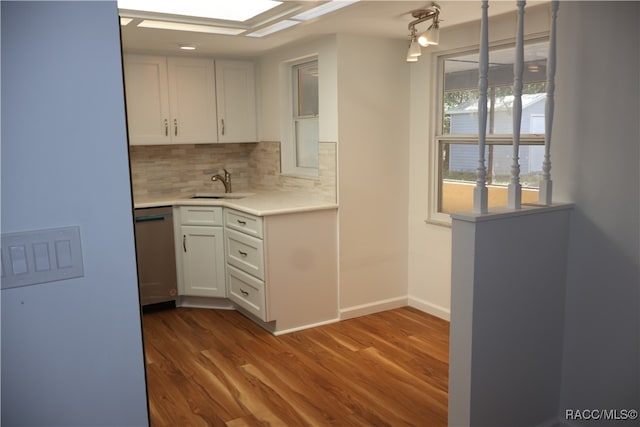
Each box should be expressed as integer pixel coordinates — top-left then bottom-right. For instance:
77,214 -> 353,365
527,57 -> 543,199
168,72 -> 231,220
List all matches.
281,56 -> 319,178
428,38 -> 548,225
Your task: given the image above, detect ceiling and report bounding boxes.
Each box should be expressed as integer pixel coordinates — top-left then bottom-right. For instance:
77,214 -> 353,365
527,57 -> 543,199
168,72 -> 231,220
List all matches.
119,1 -> 549,58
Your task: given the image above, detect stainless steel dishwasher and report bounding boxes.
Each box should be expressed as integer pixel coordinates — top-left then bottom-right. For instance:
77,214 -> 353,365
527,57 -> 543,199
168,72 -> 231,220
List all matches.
134,206 -> 177,307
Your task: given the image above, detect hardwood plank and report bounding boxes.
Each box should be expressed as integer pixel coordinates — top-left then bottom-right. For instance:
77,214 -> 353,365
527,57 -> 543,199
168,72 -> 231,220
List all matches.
142,306 -> 449,426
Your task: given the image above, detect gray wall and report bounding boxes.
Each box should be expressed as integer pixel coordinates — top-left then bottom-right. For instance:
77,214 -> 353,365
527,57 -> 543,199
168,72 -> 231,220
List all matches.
449,2 -> 639,426
1,2 -> 148,425
553,2 -> 640,423
449,207 -> 571,427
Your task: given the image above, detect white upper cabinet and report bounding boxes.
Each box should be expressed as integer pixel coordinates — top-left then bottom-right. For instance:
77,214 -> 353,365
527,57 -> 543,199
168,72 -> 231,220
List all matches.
124,55 -> 217,145
215,60 -> 258,143
167,57 -> 218,144
123,55 -> 172,145
124,55 -> 257,145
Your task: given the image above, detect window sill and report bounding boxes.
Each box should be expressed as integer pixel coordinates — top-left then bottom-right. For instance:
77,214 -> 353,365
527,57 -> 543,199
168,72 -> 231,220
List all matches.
280,173 -> 320,181
424,213 -> 451,228
424,216 -> 452,228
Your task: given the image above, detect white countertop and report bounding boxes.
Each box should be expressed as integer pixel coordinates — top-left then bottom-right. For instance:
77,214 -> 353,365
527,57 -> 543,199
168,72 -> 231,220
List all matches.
133,190 -> 338,216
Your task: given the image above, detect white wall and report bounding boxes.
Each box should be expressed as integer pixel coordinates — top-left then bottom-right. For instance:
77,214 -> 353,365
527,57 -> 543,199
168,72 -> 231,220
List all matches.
407,4 -> 551,320
258,33 -> 410,319
552,2 -> 640,422
336,34 -> 410,317
1,2 -> 148,425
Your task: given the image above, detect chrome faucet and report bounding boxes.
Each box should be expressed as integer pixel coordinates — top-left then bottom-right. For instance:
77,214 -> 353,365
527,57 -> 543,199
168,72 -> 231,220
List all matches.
211,169 -> 232,193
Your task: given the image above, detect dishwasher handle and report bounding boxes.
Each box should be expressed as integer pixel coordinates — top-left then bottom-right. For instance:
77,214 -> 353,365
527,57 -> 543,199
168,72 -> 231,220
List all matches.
135,214 -> 172,222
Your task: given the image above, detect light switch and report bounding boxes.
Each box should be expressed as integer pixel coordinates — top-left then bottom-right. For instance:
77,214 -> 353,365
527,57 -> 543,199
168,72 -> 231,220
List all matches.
10,245 -> 28,275
33,242 -> 51,272
55,240 -> 73,268
1,226 -> 84,290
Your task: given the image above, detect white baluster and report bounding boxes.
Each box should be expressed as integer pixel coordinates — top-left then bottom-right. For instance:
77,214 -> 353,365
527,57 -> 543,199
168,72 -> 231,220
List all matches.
539,0 -> 558,205
508,0 -> 526,209
474,0 -> 489,214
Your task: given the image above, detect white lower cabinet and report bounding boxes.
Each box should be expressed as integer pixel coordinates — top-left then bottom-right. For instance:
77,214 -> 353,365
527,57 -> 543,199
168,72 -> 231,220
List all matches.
224,209 -> 268,321
173,204 -> 338,333
227,265 -> 266,320
225,228 -> 264,280
175,206 -> 226,298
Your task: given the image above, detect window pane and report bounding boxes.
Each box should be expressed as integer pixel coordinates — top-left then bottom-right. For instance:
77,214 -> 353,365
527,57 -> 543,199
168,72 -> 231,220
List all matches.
439,141 -> 542,213
295,118 -> 319,169
295,61 -> 318,117
443,41 -> 548,135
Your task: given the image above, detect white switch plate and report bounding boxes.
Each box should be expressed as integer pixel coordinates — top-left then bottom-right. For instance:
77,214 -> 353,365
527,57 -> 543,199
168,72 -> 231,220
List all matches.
1,226 -> 84,290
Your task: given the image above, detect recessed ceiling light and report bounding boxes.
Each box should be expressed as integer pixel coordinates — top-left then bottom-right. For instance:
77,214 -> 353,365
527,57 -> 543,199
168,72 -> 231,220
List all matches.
118,0 -> 282,22
137,20 -> 245,35
246,19 -> 300,38
120,17 -> 133,26
179,44 -> 197,50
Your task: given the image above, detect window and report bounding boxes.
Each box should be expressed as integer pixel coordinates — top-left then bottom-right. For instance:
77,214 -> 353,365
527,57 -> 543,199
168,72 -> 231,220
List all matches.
431,40 -> 548,221
282,58 -> 319,176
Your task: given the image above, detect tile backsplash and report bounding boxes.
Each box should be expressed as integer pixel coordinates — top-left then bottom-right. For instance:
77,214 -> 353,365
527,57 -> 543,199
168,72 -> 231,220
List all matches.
129,141 -> 336,202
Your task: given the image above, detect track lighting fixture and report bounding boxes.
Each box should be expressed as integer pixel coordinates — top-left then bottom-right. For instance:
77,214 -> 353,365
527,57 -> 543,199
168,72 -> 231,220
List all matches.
406,3 -> 441,62
406,26 -> 421,62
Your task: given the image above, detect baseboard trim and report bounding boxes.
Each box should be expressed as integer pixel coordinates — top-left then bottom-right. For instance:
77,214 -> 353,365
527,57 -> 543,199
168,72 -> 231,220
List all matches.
273,318 -> 340,336
340,296 -> 408,320
176,296 -> 235,310
408,296 -> 450,321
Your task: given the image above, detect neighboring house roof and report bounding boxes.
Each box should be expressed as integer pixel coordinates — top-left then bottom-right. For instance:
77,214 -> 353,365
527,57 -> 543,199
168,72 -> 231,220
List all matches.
446,93 -> 546,115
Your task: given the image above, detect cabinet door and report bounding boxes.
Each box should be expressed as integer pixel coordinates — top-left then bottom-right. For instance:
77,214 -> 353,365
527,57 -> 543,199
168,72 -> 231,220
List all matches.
123,55 -> 171,145
180,225 -> 226,297
168,58 -> 218,144
215,60 -> 257,143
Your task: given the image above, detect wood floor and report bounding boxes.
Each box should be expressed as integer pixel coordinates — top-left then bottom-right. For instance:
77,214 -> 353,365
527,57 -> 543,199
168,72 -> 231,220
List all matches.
142,306 -> 450,426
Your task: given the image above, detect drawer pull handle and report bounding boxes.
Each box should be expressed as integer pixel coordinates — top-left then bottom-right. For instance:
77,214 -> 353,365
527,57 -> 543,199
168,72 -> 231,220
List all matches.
240,288 -> 249,296
183,235 -> 187,252
238,250 -> 248,257
236,219 -> 247,225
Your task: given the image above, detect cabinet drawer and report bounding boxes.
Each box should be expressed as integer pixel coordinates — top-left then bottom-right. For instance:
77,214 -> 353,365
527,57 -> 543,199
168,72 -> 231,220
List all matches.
226,229 -> 264,280
227,265 -> 266,321
225,209 -> 263,238
180,206 -> 223,226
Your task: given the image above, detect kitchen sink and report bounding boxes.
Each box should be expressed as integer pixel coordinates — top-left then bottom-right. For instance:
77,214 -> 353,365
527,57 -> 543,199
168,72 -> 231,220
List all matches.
190,192 -> 254,199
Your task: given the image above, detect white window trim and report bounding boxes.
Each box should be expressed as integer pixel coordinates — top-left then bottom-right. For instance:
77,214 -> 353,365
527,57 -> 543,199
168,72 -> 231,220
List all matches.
280,55 -> 319,178
427,38 -> 548,226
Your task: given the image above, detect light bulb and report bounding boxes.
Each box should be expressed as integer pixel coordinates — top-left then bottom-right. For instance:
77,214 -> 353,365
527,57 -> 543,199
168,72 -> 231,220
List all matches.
418,22 -> 440,47
408,39 -> 422,57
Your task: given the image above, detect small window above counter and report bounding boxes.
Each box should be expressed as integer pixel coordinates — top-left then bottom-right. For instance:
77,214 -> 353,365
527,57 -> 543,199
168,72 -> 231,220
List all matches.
123,55 -> 257,145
